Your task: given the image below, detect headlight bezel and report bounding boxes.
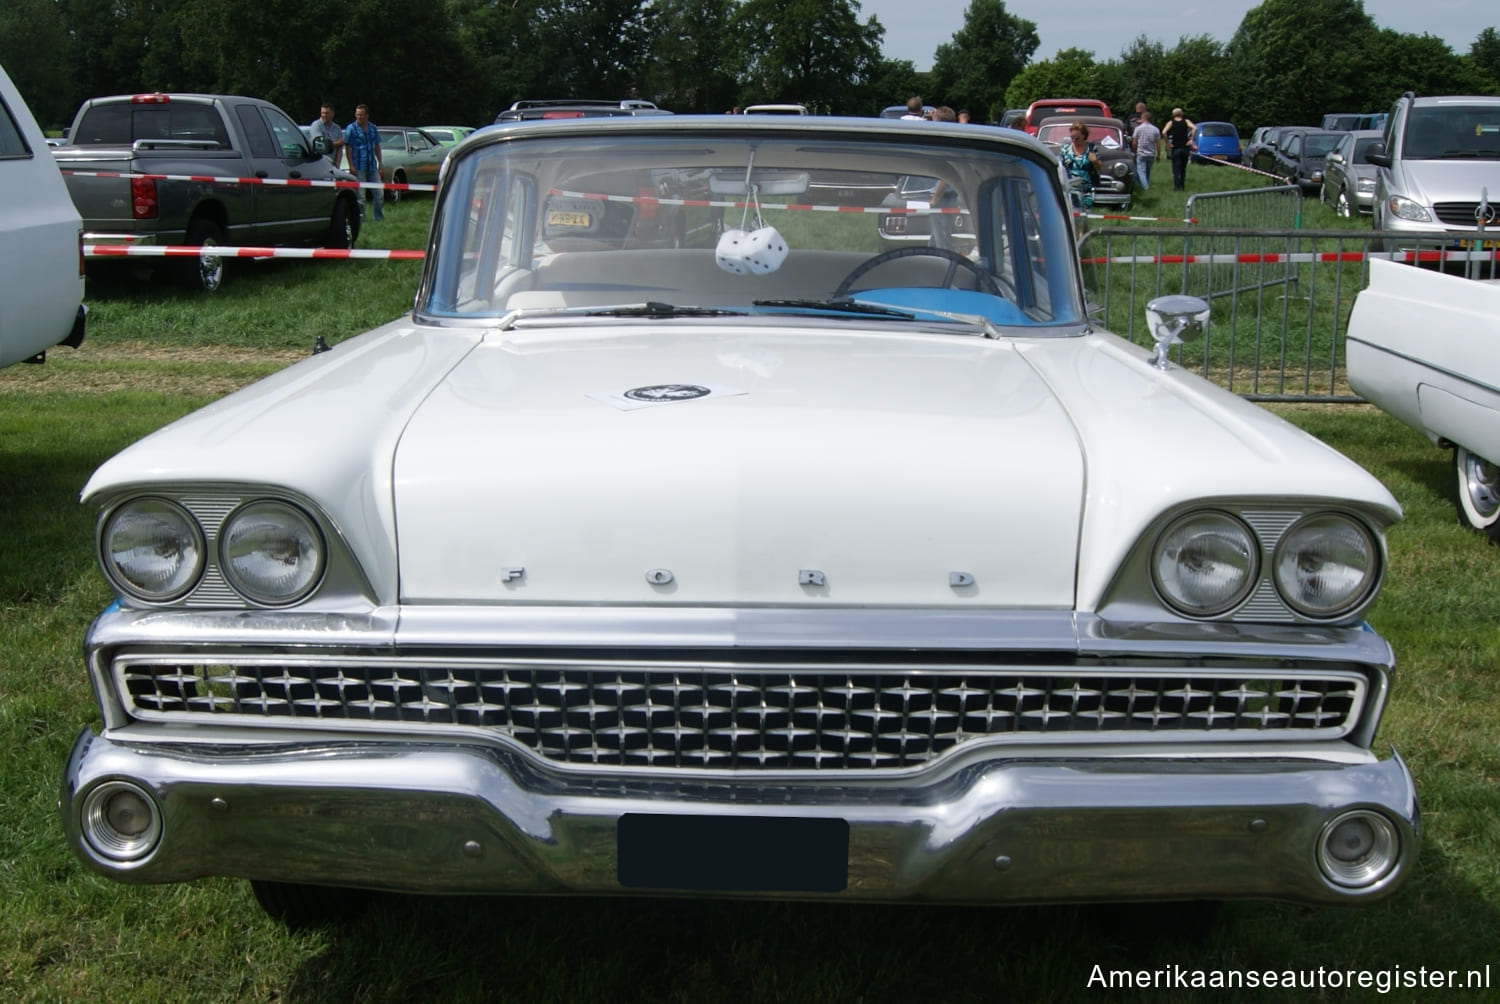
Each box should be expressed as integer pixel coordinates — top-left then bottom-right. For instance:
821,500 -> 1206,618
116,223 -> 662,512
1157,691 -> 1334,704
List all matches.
1271,512 -> 1382,621
1386,195 -> 1432,223
98,496 -> 207,604
217,499 -> 328,607
1149,509 -> 1262,619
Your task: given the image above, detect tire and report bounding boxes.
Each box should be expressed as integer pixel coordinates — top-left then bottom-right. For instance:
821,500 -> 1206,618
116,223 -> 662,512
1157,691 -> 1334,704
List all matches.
177,218 -> 226,292
1336,190 -> 1351,218
1453,446 -> 1500,542
325,197 -> 355,249
388,170 -> 406,203
250,880 -> 369,928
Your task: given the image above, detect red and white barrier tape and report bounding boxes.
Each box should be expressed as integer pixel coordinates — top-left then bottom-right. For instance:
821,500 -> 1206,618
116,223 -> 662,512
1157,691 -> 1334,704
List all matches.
60,168 -> 436,193
84,244 -> 424,260
1081,249 -> 1500,265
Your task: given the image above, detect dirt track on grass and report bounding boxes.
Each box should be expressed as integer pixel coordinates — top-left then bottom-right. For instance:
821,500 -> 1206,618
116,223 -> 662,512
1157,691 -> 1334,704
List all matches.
0,342 -> 306,398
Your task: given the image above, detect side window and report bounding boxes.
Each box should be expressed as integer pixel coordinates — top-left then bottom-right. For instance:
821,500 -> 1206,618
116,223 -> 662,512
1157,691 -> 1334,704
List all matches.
0,98 -> 31,158
260,107 -> 310,159
171,105 -> 230,147
235,105 -> 278,158
1286,136 -> 1301,157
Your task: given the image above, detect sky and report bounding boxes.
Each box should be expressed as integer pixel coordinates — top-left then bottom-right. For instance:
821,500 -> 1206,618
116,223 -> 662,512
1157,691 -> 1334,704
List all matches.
857,0 -> 1495,71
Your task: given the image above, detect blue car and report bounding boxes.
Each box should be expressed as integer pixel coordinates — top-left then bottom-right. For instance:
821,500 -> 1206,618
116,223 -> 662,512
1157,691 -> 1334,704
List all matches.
1192,121 -> 1241,164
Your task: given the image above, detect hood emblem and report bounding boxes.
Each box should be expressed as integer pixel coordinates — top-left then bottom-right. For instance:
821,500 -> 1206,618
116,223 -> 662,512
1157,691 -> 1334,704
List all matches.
625,384 -> 711,403
1477,190 -> 1495,227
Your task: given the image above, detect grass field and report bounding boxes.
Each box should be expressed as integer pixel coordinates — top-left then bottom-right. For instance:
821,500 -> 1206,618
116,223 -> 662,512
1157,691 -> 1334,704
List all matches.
2,174 -> 1498,1003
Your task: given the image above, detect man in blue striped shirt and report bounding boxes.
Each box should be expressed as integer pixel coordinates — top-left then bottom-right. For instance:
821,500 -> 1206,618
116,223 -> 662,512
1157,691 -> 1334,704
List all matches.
344,104 -> 384,221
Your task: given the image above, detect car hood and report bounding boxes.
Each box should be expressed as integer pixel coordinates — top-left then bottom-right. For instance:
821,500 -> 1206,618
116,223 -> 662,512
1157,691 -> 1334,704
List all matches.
392,325 -> 1085,606
1395,159 -> 1500,204
83,321 -> 1399,611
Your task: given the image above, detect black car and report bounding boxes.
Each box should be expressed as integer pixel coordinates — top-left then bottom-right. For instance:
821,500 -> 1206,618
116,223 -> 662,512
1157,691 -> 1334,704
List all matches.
1254,127 -> 1346,191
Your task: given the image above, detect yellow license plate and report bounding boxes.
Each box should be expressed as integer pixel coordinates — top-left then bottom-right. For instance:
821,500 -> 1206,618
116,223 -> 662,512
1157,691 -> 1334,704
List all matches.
1458,239 -> 1499,249
547,211 -> 592,227
1212,154 -> 1227,160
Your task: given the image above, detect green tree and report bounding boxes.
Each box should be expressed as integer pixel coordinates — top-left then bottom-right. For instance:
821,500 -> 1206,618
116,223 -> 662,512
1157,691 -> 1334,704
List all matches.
1364,29 -> 1494,104
1473,27 -> 1500,90
1003,48 -> 1101,110
646,0 -> 740,112
1222,0 -> 1378,126
863,58 -> 928,116
733,0 -> 884,113
532,0 -> 658,100
0,0 -> 77,128
928,0 -> 1039,120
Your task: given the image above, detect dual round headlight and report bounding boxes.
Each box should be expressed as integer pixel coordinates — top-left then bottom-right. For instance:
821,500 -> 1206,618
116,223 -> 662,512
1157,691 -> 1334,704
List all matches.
1152,510 -> 1379,621
101,498 -> 325,606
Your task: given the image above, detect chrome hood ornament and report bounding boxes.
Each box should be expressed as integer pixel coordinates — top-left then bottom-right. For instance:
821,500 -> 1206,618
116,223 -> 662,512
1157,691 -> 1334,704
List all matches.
1145,295 -> 1211,370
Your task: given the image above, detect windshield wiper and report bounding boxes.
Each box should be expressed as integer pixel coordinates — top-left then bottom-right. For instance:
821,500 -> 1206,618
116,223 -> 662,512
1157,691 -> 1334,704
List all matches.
753,297 -> 914,319
580,301 -> 745,318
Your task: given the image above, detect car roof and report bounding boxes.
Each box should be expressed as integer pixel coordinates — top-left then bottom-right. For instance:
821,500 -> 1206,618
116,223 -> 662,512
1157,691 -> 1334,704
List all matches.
1407,94 -> 1500,107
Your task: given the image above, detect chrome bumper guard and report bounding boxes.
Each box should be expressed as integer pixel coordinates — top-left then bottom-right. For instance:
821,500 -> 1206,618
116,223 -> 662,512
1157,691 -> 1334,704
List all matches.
62,728 -> 1418,905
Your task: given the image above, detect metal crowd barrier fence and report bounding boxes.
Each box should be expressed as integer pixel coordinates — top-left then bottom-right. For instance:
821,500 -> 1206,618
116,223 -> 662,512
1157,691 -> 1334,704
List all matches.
1078,226 -> 1499,402
1182,185 -> 1304,303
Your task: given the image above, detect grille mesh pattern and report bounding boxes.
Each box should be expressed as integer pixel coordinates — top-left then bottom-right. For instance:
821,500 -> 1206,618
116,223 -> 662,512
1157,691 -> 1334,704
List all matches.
1433,202 -> 1490,227
120,659 -> 1364,769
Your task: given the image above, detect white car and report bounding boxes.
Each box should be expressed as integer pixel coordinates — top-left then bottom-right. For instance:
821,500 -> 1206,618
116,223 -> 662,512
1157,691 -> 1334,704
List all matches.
1348,257 -> 1500,540
0,62 -> 85,366
63,115 -> 1418,925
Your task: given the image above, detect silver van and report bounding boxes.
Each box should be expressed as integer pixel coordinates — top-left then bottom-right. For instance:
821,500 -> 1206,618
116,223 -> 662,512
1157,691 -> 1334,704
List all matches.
1368,93 -> 1500,240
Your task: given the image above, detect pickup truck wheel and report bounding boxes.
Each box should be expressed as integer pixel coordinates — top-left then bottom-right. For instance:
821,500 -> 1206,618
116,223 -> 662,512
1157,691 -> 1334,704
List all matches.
249,880 -> 369,928
1454,446 -> 1500,541
326,198 -> 355,248
179,219 -> 226,292
388,170 -> 406,203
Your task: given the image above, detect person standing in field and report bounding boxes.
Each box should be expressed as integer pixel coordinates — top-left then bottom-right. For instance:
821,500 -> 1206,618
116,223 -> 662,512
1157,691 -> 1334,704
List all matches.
1132,109 -> 1162,190
344,104 -> 384,222
307,103 -> 344,164
1164,107 -> 1196,191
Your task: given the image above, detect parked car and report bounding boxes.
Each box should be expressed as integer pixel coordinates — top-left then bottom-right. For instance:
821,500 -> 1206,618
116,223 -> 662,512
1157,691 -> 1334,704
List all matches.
422,125 -> 475,147
1369,93 -> 1500,244
1322,112 -> 1387,132
880,104 -> 934,119
1319,129 -> 1382,216
0,61 -> 85,366
1191,121 -> 1241,164
377,126 -> 447,200
1256,127 -> 1345,191
494,99 -> 670,123
1021,98 -> 1111,134
744,104 -> 808,115
52,92 -> 360,290
998,108 -> 1027,129
1036,115 -> 1135,208
874,174 -> 976,246
1243,126 -> 1282,169
62,115 -> 1419,926
1348,258 -> 1500,539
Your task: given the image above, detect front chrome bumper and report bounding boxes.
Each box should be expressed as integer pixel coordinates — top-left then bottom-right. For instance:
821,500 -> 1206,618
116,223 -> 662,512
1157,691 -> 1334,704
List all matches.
62,727 -> 1419,905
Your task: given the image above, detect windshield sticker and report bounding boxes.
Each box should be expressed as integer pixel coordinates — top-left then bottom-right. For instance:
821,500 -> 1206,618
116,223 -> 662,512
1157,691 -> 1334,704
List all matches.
589,383 -> 747,411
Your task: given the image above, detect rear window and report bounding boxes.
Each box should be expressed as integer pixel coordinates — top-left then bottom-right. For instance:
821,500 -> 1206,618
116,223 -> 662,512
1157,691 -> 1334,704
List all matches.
1199,123 -> 1237,137
73,102 -> 230,147
0,97 -> 32,159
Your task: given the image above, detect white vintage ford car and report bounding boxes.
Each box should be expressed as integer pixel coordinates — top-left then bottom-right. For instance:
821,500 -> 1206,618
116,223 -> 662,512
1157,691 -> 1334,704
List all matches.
1348,257 -> 1500,541
63,116 -> 1419,924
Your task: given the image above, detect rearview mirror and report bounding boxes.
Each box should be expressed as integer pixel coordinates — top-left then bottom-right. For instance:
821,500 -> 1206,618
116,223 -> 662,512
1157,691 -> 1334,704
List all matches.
709,170 -> 811,196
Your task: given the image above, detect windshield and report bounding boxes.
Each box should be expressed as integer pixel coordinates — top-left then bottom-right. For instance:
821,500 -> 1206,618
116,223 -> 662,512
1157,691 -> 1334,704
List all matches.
1403,105 -> 1500,159
421,127 -> 1083,329
1303,134 -> 1341,157
1037,123 -> 1123,147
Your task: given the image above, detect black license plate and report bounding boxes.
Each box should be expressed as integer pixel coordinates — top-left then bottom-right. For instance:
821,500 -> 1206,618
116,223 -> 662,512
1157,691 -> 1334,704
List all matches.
617,814 -> 849,892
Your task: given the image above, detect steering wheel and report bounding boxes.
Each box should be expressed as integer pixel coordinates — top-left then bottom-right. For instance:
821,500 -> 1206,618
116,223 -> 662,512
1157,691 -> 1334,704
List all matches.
834,246 -> 1000,299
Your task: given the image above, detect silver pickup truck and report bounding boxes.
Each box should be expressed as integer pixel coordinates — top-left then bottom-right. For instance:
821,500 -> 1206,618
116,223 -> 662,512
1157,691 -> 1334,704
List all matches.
52,93 -> 361,290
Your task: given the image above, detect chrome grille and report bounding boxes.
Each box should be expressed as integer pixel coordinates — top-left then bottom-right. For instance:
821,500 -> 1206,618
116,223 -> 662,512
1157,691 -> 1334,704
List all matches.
117,656 -> 1367,769
1432,202 -> 1489,227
